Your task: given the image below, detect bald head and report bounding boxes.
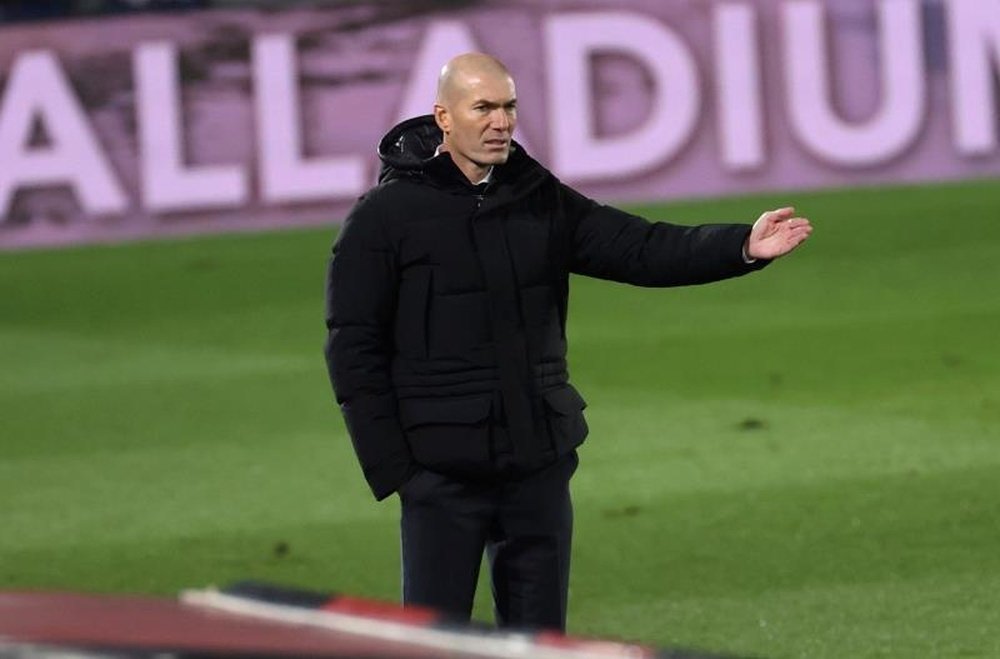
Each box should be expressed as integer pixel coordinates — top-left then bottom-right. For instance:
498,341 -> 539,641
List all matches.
436,53 -> 513,107
432,53 -> 518,184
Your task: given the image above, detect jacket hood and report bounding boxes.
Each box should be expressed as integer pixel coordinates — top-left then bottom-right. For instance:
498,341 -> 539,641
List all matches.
375,115 -> 547,195
377,115 -> 442,176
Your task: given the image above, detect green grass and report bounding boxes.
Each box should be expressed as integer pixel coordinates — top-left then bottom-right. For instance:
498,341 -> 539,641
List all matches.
2,179 -> 999,658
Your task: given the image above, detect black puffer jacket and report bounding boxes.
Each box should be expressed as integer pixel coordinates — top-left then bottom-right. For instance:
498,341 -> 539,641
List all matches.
325,115 -> 766,500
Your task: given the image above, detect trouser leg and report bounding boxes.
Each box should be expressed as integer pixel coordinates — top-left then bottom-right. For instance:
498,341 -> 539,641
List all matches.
487,451 -> 577,631
399,469 -> 493,621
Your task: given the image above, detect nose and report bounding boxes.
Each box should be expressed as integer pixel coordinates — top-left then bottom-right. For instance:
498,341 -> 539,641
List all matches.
490,108 -> 511,132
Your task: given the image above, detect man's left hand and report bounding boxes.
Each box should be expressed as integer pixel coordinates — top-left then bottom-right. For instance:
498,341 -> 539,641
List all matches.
745,207 -> 813,260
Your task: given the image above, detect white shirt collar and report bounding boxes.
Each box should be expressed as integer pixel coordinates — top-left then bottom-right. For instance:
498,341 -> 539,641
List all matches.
434,144 -> 493,185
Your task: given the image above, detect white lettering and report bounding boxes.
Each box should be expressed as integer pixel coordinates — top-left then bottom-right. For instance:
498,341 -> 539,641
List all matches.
544,12 -> 700,181
0,50 -> 127,221
397,21 -> 478,122
253,34 -> 364,203
782,0 -> 925,166
946,0 -> 1000,155
135,41 -> 247,212
714,3 -> 765,171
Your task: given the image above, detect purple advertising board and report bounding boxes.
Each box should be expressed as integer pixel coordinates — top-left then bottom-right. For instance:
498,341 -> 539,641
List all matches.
0,0 -> 998,250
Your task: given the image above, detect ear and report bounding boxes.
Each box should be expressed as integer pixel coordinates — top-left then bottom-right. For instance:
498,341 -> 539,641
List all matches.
433,103 -> 450,134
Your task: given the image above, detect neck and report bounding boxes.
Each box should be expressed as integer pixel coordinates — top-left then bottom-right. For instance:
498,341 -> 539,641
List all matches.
439,145 -> 490,184
460,162 -> 490,185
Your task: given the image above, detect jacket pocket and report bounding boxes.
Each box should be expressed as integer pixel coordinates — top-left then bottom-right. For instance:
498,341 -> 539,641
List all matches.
398,394 -> 493,474
541,384 -> 589,453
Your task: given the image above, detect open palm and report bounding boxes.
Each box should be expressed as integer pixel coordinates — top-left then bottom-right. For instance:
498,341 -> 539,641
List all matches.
746,207 -> 813,260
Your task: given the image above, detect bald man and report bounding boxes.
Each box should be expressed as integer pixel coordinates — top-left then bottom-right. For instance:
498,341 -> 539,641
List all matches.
325,53 -> 811,631
432,53 -> 517,182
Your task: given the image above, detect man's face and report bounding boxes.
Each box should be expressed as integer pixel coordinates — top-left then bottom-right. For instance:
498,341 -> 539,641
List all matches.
436,72 -> 518,179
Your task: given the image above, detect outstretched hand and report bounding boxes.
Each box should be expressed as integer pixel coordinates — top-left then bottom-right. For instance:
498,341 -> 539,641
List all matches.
746,207 -> 813,260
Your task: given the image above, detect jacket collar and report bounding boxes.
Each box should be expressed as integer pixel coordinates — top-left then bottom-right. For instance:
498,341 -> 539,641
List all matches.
376,115 -> 551,203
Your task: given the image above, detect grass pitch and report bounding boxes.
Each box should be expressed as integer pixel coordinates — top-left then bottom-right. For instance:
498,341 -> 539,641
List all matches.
2,179 -> 999,658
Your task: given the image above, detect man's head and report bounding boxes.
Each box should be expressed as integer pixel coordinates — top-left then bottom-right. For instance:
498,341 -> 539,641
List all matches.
433,53 -> 517,183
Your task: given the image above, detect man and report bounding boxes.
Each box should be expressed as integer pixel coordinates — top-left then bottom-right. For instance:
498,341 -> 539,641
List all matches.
324,53 -> 811,632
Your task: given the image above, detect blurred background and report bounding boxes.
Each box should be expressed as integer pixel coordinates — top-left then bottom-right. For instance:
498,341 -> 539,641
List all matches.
1,1 -> 998,658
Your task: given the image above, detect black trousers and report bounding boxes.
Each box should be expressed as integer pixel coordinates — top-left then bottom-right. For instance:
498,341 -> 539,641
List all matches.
399,450 -> 577,631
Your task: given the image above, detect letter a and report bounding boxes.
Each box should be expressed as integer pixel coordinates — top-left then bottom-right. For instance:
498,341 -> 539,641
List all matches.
0,51 -> 127,221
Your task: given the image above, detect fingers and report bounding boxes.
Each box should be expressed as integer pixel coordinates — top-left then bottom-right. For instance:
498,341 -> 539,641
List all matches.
783,222 -> 812,247
783,220 -> 812,237
788,226 -> 812,241
769,207 -> 796,221
757,207 -> 792,221
755,207 -> 798,230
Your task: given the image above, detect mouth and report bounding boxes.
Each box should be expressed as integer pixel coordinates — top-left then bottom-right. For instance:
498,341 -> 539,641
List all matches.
484,139 -> 509,150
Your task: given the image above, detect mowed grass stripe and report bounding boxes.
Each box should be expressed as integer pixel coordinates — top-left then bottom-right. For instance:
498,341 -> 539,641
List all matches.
0,432 -> 377,552
576,395 -> 1000,497
0,329 -> 316,394
1,361 -> 333,458
572,463 -> 1000,600
586,571 -> 1000,658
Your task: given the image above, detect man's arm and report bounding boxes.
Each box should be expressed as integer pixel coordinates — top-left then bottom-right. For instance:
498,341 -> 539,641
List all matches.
563,186 -> 809,285
566,185 -> 764,286
324,195 -> 414,501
